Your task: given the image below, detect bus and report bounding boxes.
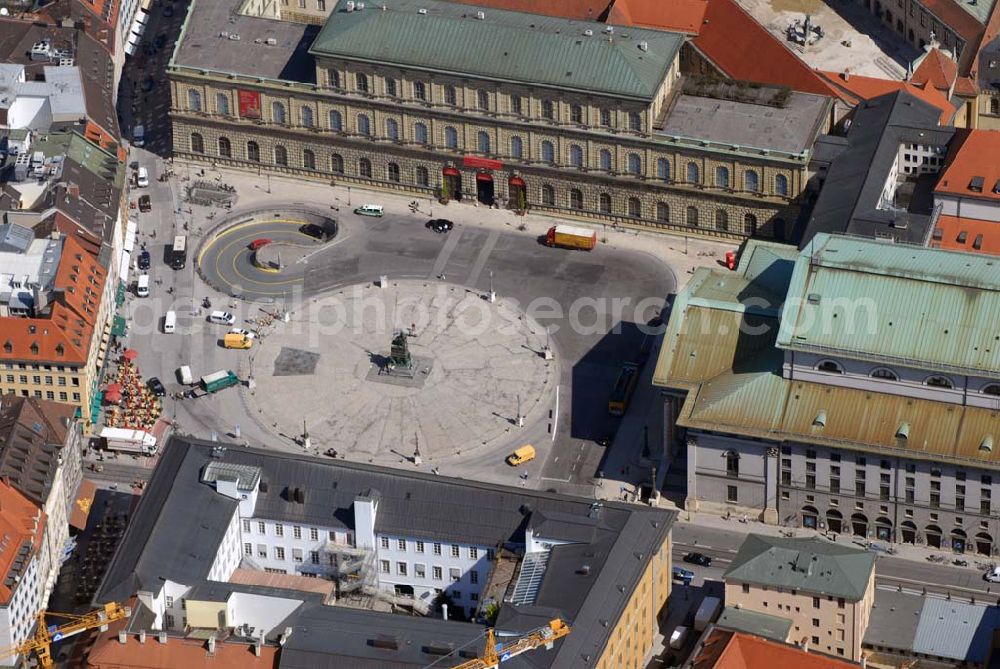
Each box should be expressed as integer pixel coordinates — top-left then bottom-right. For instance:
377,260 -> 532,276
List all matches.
171,235 -> 187,269
608,363 -> 640,416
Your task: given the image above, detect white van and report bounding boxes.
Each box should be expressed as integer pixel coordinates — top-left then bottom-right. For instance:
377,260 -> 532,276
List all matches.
208,310 -> 236,325
136,167 -> 149,188
163,310 -> 176,333
136,274 -> 150,298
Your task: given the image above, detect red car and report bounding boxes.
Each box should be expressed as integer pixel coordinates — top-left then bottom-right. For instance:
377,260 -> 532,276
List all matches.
249,238 -> 272,251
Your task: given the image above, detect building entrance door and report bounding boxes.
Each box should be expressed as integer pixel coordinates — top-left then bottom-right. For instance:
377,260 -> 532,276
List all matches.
476,172 -> 495,206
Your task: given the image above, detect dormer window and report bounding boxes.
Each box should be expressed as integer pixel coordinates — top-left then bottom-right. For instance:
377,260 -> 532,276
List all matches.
2,341 -> 11,354
982,384 -> 1000,396
55,344 -> 64,357
871,367 -> 898,381
29,343 -> 39,355
925,375 -> 954,389
817,360 -> 843,374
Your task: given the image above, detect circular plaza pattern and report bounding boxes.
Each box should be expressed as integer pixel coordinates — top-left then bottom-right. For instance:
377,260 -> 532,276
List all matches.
196,206 -> 337,301
246,280 -> 556,463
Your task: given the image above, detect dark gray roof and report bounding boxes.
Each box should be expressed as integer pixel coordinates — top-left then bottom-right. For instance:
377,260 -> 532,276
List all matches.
97,436 -> 675,668
798,90 -> 955,247
715,606 -> 792,642
0,223 -> 33,254
723,534 -> 875,601
0,397 -> 75,506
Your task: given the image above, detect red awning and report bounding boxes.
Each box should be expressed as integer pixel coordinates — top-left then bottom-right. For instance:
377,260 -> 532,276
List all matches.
104,383 -> 122,404
122,348 -> 138,361
509,176 -> 525,187
442,167 -> 461,177
476,172 -> 494,182
463,156 -> 503,170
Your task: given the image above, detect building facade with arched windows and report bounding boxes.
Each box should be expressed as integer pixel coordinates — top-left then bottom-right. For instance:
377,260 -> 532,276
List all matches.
167,0 -> 832,242
655,234 -> 1000,556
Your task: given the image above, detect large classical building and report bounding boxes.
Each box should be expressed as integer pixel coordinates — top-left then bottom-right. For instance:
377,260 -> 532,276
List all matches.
654,233 -> 1000,556
167,0 -> 833,241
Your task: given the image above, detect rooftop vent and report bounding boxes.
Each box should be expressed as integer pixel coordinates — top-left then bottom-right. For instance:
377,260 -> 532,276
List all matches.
604,25 -> 613,33
895,422 -> 910,441
418,7 -> 427,14
346,0 -> 355,9
577,564 -> 591,575
476,10 -> 485,19
266,37 -> 277,46
806,293 -> 821,305
813,410 -> 827,428
583,29 -> 593,36
369,636 -> 399,650
981,436 -> 994,452
970,176 -> 985,192
638,41 -> 648,51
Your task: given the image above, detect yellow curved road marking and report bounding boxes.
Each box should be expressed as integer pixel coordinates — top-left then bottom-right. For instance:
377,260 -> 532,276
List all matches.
208,221 -> 320,291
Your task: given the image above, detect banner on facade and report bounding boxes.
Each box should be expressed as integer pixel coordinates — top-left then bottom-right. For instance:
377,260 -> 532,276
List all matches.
462,156 -> 503,171
238,89 -> 262,119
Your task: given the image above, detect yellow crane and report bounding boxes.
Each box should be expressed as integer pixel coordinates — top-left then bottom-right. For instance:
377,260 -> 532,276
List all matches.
451,618 -> 570,669
0,602 -> 131,668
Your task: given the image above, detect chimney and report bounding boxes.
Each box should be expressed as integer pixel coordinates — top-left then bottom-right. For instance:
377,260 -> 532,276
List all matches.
158,631 -> 167,644
138,629 -> 146,644
117,630 -> 126,644
207,636 -> 216,653
254,639 -> 262,657
68,183 -> 80,198
842,68 -> 850,81
279,626 -> 293,646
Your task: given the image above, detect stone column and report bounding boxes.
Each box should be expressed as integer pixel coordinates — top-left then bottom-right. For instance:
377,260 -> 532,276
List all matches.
684,435 -> 699,512
764,446 -> 779,525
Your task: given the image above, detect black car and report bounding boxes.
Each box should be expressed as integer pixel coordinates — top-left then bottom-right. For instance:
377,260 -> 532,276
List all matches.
426,218 -> 454,233
682,552 -> 712,567
299,223 -> 331,240
137,250 -> 151,270
147,377 -> 166,397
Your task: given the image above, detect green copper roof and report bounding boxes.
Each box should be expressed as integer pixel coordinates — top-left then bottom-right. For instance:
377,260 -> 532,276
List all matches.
310,0 -> 684,100
779,233 -> 1000,376
716,607 -> 793,642
724,534 -> 875,601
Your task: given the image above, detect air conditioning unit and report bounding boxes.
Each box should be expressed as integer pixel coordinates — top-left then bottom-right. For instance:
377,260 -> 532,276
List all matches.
266,37 -> 277,45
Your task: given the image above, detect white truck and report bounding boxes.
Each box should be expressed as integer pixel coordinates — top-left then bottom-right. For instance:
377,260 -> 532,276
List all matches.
694,596 -> 722,632
669,626 -> 689,650
100,427 -> 157,456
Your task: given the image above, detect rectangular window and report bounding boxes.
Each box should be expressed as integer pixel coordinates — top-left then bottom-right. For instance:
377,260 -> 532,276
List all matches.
806,449 -> 816,459
830,478 -> 840,494
386,78 -> 397,97
600,108 -> 611,126
243,520 -> 251,533
906,489 -> 915,503
381,537 -> 390,549
930,493 -> 941,508
258,522 -> 265,534
397,562 -> 407,576
956,496 -> 965,511
813,597 -> 820,609
837,598 -> 845,609
433,543 -> 442,556
806,474 -> 816,490
310,528 -> 318,541
931,468 -> 941,478
398,539 -> 407,551
812,618 -> 820,627
380,560 -> 390,574
166,596 -> 174,608
433,566 -> 442,580
931,480 -> 941,491
470,570 -> 479,584
806,461 -> 816,473
293,526 -> 302,540
275,524 -> 284,537
244,543 -> 252,556
275,547 -> 285,560
258,545 -> 267,558
511,94 -> 522,115
477,90 -> 489,110
855,481 -> 865,497
416,541 -> 425,553
451,545 -> 460,558
450,568 -> 461,582
781,471 -> 792,485
310,551 -> 319,564
469,547 -> 478,559
317,0 -> 326,8
880,485 -> 890,501
957,471 -> 967,481
982,499 -> 991,514
727,486 -> 738,503
415,564 -> 426,578
292,549 -> 303,563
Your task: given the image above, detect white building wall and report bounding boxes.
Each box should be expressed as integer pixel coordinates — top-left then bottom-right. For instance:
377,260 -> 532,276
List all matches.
935,194 -> 1000,223
0,555 -> 42,667
240,517 -> 350,576
208,508 -> 243,583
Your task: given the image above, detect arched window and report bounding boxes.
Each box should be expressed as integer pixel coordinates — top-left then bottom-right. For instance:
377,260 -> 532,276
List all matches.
925,375 -> 954,389
358,157 -> 372,178
218,136 -> 231,158
627,197 -> 641,218
414,122 -> 428,145
744,213 -> 757,236
477,90 -> 489,110
657,158 -> 670,181
327,69 -> 340,88
541,141 -> 555,164
628,111 -> 642,131
444,126 -> 458,149
715,210 -> 728,231
817,359 -> 844,374
477,131 -> 490,154
215,93 -> 230,116
992,97 -> 1000,115
656,202 -> 669,222
541,184 -> 555,206
413,81 -> 426,101
569,144 -> 583,168
871,367 -> 898,380
571,104 -> 583,124
715,166 -> 729,188
510,136 -> 523,159
246,141 -> 260,162
599,193 -> 612,213
357,114 -> 371,136
387,162 -> 400,182
303,149 -> 315,170
686,206 -> 699,226
386,118 -> 399,140
329,110 -> 343,131
415,166 -> 429,187
274,145 -> 288,166
569,189 -> 583,210
982,383 -> 1000,396
627,153 -> 641,175
271,101 -> 285,124
331,153 -> 344,173
745,169 -> 760,192
190,132 -> 204,154
187,89 -> 201,111
300,107 -> 314,127
686,162 -> 700,183
599,149 -> 612,171
444,85 -> 457,105
356,72 -> 369,93
775,174 -> 789,196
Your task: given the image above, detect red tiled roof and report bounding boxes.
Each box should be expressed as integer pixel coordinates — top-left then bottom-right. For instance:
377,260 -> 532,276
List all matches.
0,480 -> 44,606
691,631 -> 859,669
911,48 -> 959,91
818,70 -> 957,123
446,0 -> 612,20
935,129 -> 1000,201
0,234 -> 107,366
691,0 -> 840,97
933,215 -> 1000,255
921,0 -> 986,69
608,0 -> 709,34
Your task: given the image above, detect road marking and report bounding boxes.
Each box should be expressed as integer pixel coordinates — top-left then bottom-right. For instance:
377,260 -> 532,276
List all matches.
541,475 -> 571,483
429,226 -> 463,278
551,386 -> 559,441
466,230 -> 499,287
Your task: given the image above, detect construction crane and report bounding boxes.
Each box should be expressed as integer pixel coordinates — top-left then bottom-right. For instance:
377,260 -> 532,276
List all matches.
0,602 -> 131,668
449,618 -> 570,669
